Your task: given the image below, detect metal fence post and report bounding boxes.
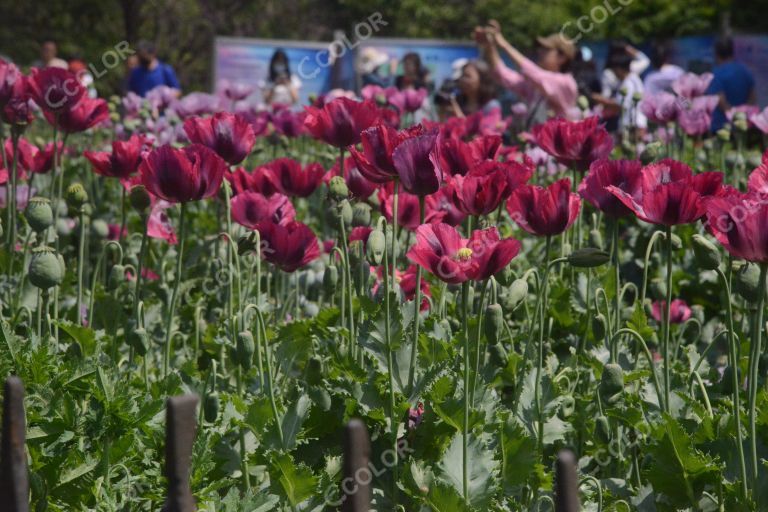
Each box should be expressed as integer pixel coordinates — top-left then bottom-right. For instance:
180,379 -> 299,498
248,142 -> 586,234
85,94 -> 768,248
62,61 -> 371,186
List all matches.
0,376 -> 29,512
341,419 -> 371,512
162,394 -> 199,512
554,449 -> 580,512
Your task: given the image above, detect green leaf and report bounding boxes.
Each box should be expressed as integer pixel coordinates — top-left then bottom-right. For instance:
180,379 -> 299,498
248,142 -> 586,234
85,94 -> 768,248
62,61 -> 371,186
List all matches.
281,394 -> 311,450
269,453 -> 317,507
500,417 -> 537,489
437,432 -> 498,508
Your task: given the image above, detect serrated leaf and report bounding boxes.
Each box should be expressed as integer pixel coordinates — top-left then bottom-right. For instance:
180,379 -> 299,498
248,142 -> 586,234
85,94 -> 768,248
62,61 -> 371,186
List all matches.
281,394 -> 311,450
269,453 -> 317,507
437,432 -> 498,509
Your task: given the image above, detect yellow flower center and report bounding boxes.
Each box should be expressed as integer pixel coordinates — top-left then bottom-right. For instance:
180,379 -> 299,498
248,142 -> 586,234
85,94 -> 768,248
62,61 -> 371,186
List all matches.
457,248 -> 473,261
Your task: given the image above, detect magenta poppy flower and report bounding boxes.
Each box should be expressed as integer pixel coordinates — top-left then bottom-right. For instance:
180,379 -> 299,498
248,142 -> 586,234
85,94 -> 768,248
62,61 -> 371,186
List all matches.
2,76 -> 33,126
256,220 -> 321,273
399,265 -> 431,311
84,134 -> 146,180
349,124 -> 423,183
425,187 -> 466,227
507,179 -> 581,237
183,112 -> 255,165
746,151 -> 768,195
226,166 -> 279,197
406,223 -> 521,284
324,156 -> 377,200
705,188 -> 768,263
231,191 -> 295,229
44,97 -> 109,133
446,161 -> 510,216
4,138 -> 37,174
671,72 -> 713,99
262,157 -> 325,198
607,159 -> 722,226
0,59 -> 22,109
750,107 -> 768,134
430,133 -> 502,177
139,143 -> 227,203
533,116 -> 614,172
270,107 -> 306,138
29,142 -> 62,174
393,133 -> 440,196
146,200 -> 178,244
349,226 -> 373,246
303,97 -> 380,148
378,185 -> 425,231
677,96 -> 718,137
386,87 -> 428,113
28,67 -> 86,114
579,159 -> 643,217
639,92 -> 680,124
218,79 -> 254,101
651,299 -> 692,324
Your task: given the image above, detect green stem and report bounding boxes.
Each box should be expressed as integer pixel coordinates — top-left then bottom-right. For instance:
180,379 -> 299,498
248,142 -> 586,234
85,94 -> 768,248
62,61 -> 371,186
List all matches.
118,186 -> 127,246
255,308 -> 284,448
236,366 -> 251,490
407,196 -> 426,393
461,280 -> 470,505
535,236 -> 553,457
661,226 -> 673,414
163,202 -> 187,377
76,209 -> 86,325
748,263 -> 767,495
612,218 -> 621,333
382,236 -> 399,500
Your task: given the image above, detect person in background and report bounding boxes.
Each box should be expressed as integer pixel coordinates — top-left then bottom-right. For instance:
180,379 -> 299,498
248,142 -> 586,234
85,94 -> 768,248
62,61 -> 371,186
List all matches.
592,49 -> 647,133
706,35 -> 756,132
358,47 -> 395,88
68,59 -> 97,98
128,40 -> 181,97
477,20 -> 578,123
122,54 -> 139,94
395,52 -> 432,92
601,41 -> 649,103
35,39 -> 68,69
263,49 -> 301,107
572,46 -> 602,102
450,59 -> 500,117
643,40 -> 684,95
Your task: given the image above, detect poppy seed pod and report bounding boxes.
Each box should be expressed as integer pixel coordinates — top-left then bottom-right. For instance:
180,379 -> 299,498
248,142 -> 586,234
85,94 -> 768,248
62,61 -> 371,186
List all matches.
25,197 -> 54,233
328,176 -> 349,201
484,303 -> 504,346
235,331 -> 256,370
366,229 -> 386,266
323,265 -> 339,295
600,363 -> 624,404
65,183 -> 88,210
129,185 -> 152,216
29,246 -> 65,290
595,415 -> 611,443
351,202 -> 372,227
107,264 -> 126,291
329,199 -> 353,230
691,234 -> 721,270
506,278 -> 529,310
204,392 -> 220,422
567,248 -> 610,268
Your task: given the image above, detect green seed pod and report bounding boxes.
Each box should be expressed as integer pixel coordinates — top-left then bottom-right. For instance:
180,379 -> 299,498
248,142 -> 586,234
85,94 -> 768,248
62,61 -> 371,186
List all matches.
329,199 -> 353,230
65,183 -> 88,210
567,248 -> 610,268
235,331 -> 256,370
305,356 -> 324,386
640,142 -> 662,165
352,202 -> 372,227
107,264 -> 126,291
600,363 -> 624,404
204,392 -> 220,422
127,326 -> 149,356
734,263 -> 762,302
494,263 -> 515,287
595,415 -> 611,443
559,395 -> 576,419
691,234 -> 721,270
366,229 -> 386,266
484,303 -> 504,345
309,386 -> 332,411
505,278 -> 529,310
28,247 -> 65,290
90,218 -> 109,239
129,185 -> 152,216
323,265 -> 339,295
631,91 -> 642,103
592,313 -> 607,341
25,197 -> 53,233
328,176 -> 349,201
589,229 -> 604,250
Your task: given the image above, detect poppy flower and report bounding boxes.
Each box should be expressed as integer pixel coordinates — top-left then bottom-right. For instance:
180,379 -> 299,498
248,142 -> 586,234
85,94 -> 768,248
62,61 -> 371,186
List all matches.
44,97 -> 109,133
147,200 -> 178,244
262,157 -> 325,198
671,72 -> 713,99
378,185 -> 425,231
324,156 -> 377,200
386,87 -> 428,113
607,159 -> 722,226
507,179 -> 581,237
28,67 -> 86,114
349,226 -> 373,246
226,166 -> 279,197
746,150 -> 768,195
349,124 -> 423,183
446,161 -> 510,216
393,133 -> 440,196
639,92 -> 680,124
4,138 -> 37,174
704,187 -> 768,263
399,265 -> 431,311
651,299 -> 692,324
0,59 -> 22,108
231,191 -> 295,229
84,134 -> 146,180
183,112 -> 255,165
271,107 -> 306,138
677,96 -> 718,136
29,142 -> 61,174
256,220 -> 321,273
407,223 -> 521,284
303,97 -> 380,148
430,133 -> 501,177
533,116 -> 613,172
425,187 -> 466,227
2,76 -> 33,126
579,159 -> 643,217
139,143 -> 228,203
750,107 -> 768,135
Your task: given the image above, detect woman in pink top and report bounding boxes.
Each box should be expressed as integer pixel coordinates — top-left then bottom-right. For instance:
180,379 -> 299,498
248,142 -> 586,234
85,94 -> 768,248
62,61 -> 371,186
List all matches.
477,21 -> 579,123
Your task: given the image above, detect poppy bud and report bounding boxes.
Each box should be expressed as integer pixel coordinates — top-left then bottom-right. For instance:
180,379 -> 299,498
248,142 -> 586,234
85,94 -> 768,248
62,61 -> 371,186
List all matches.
90,219 -> 109,239
488,342 -> 508,368
577,95 -> 590,111
235,330 -> 256,370
559,395 -> 575,419
65,183 -> 88,210
632,91 -> 642,103
734,263 -> 762,301
25,197 -> 53,233
716,128 -> 731,142
352,202 -> 372,227
305,356 -> 324,386
435,318 -> 453,340
366,229 -> 386,265
506,278 -> 528,310
323,265 -> 339,295
595,415 -> 611,443
494,263 -> 515,287
600,363 -> 624,404
204,392 -> 220,422
567,248 -> 610,268
29,247 -> 65,290
592,313 -> 607,341
308,386 -> 332,411
484,303 -> 504,345
691,234 -> 721,270
328,176 -> 349,201
330,200 -> 353,230
107,264 -> 125,291
129,185 -> 152,216
734,118 -> 749,132
127,326 -> 149,356
589,229 -> 603,250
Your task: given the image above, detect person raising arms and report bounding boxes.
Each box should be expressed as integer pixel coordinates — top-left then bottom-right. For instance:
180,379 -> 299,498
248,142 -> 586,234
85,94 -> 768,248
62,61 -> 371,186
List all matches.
476,20 -> 579,124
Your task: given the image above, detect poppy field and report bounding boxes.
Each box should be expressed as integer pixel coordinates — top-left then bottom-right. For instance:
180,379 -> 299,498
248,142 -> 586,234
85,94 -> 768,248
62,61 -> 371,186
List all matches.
3,64 -> 768,511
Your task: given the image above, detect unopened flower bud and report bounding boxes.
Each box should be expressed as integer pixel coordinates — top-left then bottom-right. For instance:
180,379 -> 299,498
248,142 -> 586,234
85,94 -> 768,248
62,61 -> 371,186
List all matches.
352,202 -> 372,227
127,325 -> 149,356
107,264 -> 126,291
595,414 -> 611,443
90,219 -> 109,239
506,278 -> 528,310
366,229 -> 386,265
599,363 -> 624,404
691,234 -> 721,270
323,265 -> 339,295
204,392 -> 220,422
484,303 -> 504,345
494,263 -> 515,287
567,248 -> 610,268
589,229 -> 604,250
235,330 -> 256,370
